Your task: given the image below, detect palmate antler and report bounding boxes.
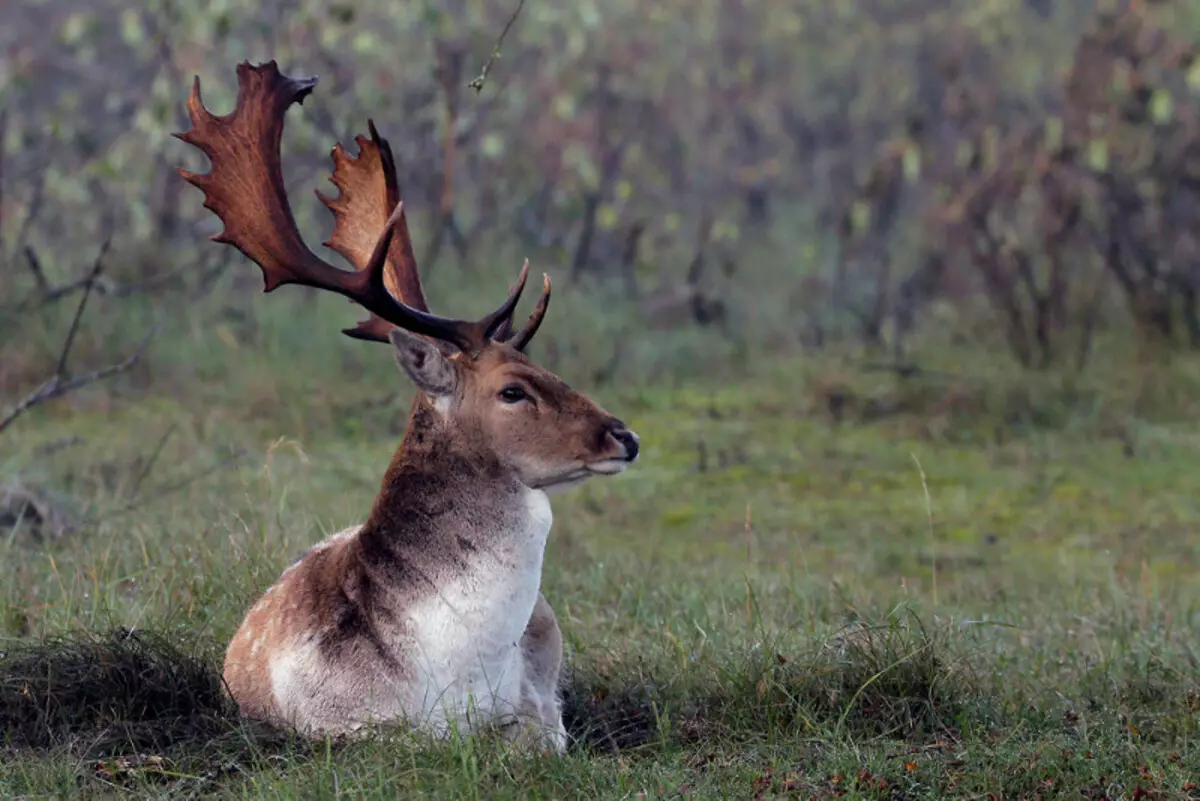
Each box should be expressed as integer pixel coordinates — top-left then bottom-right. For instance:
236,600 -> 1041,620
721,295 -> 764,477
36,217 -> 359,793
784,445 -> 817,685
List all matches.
174,60 -> 549,353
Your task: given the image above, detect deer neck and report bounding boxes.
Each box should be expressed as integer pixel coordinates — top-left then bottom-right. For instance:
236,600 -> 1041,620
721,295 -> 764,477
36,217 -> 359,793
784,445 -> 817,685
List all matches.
357,397 -> 553,600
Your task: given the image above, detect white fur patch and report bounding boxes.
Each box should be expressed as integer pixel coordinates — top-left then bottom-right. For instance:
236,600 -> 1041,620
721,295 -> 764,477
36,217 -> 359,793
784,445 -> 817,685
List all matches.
524,487 -> 553,531
269,633 -> 408,736
518,670 -> 568,752
429,394 -> 453,416
244,492 -> 562,743
404,487 -> 553,732
268,637 -> 319,727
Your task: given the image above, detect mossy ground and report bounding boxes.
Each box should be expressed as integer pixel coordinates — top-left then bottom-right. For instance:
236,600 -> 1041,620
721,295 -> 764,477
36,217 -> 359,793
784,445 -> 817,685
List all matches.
2,287 -> 1200,799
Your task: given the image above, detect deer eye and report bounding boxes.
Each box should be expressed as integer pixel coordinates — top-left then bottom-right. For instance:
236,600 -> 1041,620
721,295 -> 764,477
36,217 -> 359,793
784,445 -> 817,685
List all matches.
499,385 -> 530,404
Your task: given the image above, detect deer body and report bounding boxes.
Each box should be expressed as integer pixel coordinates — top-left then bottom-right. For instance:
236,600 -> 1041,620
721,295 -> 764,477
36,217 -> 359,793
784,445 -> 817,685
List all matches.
177,61 -> 638,752
225,408 -> 565,745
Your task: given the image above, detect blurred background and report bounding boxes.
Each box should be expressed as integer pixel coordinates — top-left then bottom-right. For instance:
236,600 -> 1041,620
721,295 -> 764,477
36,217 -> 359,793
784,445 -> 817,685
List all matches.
4,3 -> 1200,793
3,0 -> 1200,482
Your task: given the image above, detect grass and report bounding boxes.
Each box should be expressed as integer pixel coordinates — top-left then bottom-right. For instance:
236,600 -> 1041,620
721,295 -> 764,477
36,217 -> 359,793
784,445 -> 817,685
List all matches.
3,281 -> 1200,798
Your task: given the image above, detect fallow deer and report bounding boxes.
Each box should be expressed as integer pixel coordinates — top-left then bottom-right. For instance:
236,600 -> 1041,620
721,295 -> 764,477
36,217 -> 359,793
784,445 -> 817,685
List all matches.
175,61 -> 639,753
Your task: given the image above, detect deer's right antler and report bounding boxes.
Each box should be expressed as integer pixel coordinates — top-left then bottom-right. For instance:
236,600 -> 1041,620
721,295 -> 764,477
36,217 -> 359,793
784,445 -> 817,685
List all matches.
175,61 -> 546,354
315,118 -> 430,339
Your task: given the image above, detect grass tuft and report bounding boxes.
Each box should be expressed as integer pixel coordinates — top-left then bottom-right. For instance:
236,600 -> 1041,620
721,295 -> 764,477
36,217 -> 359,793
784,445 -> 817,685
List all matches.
561,662 -> 666,754
0,627 -> 291,757
685,610 -> 965,750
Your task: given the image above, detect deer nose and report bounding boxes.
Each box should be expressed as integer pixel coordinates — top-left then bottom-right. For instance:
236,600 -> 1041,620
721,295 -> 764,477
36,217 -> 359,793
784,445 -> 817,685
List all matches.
608,425 -> 640,462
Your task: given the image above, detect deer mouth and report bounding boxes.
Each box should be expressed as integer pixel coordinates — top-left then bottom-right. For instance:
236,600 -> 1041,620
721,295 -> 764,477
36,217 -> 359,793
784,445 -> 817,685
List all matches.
529,460 -> 628,493
530,472 -> 589,495
585,459 -> 632,476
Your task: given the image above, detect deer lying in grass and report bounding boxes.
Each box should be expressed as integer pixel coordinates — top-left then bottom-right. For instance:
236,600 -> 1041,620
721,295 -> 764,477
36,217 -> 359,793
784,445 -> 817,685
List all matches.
175,61 -> 639,753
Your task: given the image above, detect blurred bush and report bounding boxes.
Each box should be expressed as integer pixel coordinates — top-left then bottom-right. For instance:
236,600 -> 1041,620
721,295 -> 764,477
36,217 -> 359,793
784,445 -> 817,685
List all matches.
1,0 -> 1199,384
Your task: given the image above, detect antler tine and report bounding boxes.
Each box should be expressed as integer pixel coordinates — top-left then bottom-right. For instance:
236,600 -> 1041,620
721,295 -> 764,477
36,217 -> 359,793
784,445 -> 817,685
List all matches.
507,273 -> 552,352
175,64 -> 322,293
316,115 -> 431,320
314,114 -> 429,342
478,259 -> 531,341
365,119 -> 430,313
490,315 -> 516,343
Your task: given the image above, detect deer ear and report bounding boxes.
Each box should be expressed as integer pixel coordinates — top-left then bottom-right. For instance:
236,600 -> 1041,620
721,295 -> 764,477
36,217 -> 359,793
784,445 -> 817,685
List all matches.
389,328 -> 457,402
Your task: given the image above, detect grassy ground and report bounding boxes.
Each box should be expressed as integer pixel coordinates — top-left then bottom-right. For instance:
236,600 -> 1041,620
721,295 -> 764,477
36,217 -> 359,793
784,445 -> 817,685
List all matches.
3,285 -> 1200,799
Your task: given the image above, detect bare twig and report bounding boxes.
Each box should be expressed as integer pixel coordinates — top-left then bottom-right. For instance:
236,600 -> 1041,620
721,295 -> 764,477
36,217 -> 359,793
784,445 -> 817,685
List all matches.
467,0 -> 526,93
32,435 -> 84,458
14,174 -> 45,256
9,218 -> 219,318
129,423 -> 178,499
424,41 -> 470,273
0,241 -> 159,436
9,225 -> 121,314
22,246 -> 50,295
18,267 -> 115,310
6,249 -> 194,315
190,249 -> 235,300
592,338 -> 626,385
0,324 -> 159,436
55,238 -> 111,378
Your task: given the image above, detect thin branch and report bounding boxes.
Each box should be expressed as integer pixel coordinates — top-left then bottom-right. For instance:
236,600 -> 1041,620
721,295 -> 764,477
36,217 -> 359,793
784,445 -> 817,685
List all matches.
11,238 -> 220,314
190,249 -> 235,300
14,174 -> 45,256
14,268 -> 115,311
55,237 -> 111,378
129,423 -> 178,499
22,246 -> 50,295
467,0 -> 526,93
0,323 -> 159,436
592,337 -> 627,385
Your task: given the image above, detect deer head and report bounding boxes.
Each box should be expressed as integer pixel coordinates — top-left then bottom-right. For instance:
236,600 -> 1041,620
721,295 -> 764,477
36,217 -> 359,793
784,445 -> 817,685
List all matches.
175,61 -> 638,493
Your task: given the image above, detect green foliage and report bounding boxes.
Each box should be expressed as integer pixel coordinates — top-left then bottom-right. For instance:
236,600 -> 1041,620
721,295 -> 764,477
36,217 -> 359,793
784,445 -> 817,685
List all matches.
4,0 -> 1199,372
836,1 -> 1200,368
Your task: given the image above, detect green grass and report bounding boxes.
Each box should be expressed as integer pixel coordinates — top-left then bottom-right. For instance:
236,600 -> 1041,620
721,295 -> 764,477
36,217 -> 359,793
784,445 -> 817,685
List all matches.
3,289 -> 1200,799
